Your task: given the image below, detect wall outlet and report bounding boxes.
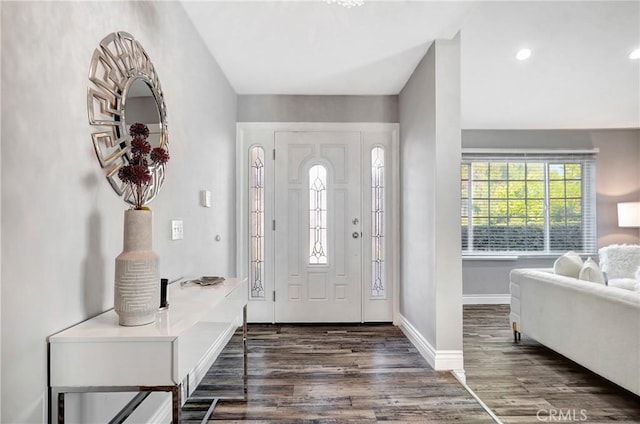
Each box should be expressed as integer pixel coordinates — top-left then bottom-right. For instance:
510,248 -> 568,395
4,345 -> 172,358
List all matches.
171,220 -> 184,240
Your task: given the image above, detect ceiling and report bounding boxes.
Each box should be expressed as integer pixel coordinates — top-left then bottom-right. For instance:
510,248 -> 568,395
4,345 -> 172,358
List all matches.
181,1 -> 640,129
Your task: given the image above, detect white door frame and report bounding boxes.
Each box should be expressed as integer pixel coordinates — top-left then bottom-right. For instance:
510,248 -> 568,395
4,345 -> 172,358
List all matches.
236,122 -> 400,324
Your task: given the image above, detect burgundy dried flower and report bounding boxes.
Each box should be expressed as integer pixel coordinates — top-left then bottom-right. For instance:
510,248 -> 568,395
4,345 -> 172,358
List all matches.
117,123 -> 169,209
150,147 -> 170,165
117,166 -> 134,184
129,157 -> 149,169
131,164 -> 152,185
131,137 -> 151,155
129,123 -> 150,139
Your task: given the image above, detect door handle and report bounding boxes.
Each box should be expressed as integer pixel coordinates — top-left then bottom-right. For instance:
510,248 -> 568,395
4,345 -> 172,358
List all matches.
352,232 -> 360,239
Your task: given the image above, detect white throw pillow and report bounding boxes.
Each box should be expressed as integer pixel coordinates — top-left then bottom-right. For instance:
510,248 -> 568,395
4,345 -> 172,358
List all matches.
578,257 -> 606,285
598,244 -> 640,279
553,251 -> 583,278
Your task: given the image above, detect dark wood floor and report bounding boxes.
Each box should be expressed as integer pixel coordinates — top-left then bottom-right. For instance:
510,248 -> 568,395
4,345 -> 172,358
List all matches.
183,324 -> 492,423
463,304 -> 640,424
184,305 -> 640,423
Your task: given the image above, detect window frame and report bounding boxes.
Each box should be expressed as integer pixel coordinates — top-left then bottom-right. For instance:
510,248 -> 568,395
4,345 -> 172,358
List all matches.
461,153 -> 597,256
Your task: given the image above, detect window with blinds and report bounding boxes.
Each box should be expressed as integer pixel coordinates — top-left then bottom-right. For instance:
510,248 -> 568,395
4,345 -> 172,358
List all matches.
461,153 -> 597,255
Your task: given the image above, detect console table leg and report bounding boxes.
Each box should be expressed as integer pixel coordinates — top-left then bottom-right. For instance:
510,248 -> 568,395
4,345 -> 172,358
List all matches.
172,385 -> 181,424
242,304 -> 248,401
57,391 -> 65,424
49,388 -> 63,424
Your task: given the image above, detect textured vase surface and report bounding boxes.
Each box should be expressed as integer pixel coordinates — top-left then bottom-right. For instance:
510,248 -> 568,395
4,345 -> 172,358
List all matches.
114,209 -> 159,326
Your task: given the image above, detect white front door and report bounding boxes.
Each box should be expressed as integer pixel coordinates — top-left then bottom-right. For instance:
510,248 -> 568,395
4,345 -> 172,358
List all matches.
274,131 -> 362,322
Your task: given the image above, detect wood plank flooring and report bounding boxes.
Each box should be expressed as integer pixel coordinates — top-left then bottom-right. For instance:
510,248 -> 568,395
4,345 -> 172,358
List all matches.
463,304 -> 640,423
183,324 -> 492,423
184,305 -> 640,423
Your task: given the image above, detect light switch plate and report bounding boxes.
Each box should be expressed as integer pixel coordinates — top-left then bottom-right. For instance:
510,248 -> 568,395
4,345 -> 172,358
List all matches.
200,190 -> 211,208
171,220 -> 183,240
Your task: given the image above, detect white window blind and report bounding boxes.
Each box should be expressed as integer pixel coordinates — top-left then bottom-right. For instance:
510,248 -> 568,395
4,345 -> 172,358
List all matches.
461,153 -> 597,255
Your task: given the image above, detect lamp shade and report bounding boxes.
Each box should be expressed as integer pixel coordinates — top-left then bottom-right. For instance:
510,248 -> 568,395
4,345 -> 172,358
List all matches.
617,202 -> 640,227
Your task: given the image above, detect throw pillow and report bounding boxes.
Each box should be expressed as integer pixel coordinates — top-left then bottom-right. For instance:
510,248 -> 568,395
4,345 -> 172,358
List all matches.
553,251 -> 583,278
598,244 -> 640,279
578,257 -> 606,285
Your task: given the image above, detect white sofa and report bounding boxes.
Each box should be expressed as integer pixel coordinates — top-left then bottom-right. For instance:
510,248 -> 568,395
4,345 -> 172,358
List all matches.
509,267 -> 640,396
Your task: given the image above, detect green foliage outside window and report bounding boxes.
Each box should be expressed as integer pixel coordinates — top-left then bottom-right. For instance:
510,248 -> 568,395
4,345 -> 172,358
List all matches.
461,158 -> 593,254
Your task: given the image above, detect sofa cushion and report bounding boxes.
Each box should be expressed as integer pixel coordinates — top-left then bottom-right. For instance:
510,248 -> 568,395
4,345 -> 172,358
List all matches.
609,278 -> 640,292
599,244 -> 640,279
578,257 -> 606,285
554,251 -> 583,278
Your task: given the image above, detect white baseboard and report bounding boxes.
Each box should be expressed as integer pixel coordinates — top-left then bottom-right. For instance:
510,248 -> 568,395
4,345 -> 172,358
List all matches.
463,294 -> 511,305
397,314 -> 464,370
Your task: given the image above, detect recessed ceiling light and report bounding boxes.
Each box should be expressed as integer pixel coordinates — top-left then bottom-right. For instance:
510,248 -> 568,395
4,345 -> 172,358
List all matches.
516,48 -> 532,61
629,48 -> 640,60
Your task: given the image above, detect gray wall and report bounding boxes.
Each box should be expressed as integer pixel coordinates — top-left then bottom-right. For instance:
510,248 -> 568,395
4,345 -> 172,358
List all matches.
1,2 -> 237,422
399,35 -> 463,356
237,95 -> 398,122
462,129 -> 640,295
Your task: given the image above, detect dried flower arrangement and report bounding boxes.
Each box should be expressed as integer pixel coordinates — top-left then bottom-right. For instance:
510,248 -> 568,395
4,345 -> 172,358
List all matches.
117,123 -> 170,209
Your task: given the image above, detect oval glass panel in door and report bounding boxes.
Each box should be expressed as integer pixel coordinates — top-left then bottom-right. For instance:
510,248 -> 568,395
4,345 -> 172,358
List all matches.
371,147 -> 385,297
309,165 -> 328,265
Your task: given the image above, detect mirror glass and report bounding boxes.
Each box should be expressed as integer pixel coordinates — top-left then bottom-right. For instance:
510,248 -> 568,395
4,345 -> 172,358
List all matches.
124,78 -> 163,151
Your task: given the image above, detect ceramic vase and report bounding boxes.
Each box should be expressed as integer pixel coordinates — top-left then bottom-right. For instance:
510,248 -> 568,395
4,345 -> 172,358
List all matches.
114,209 -> 159,326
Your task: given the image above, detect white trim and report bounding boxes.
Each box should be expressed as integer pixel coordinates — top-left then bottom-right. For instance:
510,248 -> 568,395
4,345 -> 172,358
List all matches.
462,255 -> 518,261
237,122 -> 399,132
451,371 -> 504,424
397,314 -> 464,370
235,127 -> 246,282
462,147 -> 599,155
148,397 -> 172,424
463,294 -> 511,305
398,314 -> 436,368
391,126 -> 400,325
451,369 -> 466,384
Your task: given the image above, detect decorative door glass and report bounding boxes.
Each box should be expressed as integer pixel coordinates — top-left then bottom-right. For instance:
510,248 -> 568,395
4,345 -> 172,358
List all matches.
249,146 -> 265,298
371,147 -> 385,297
309,164 -> 328,265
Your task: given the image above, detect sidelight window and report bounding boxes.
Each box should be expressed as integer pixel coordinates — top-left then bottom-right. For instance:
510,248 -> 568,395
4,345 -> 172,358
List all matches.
249,146 -> 265,298
371,147 -> 386,297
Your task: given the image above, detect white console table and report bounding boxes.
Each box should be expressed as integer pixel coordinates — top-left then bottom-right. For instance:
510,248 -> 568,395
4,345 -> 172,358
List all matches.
48,277 -> 248,424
